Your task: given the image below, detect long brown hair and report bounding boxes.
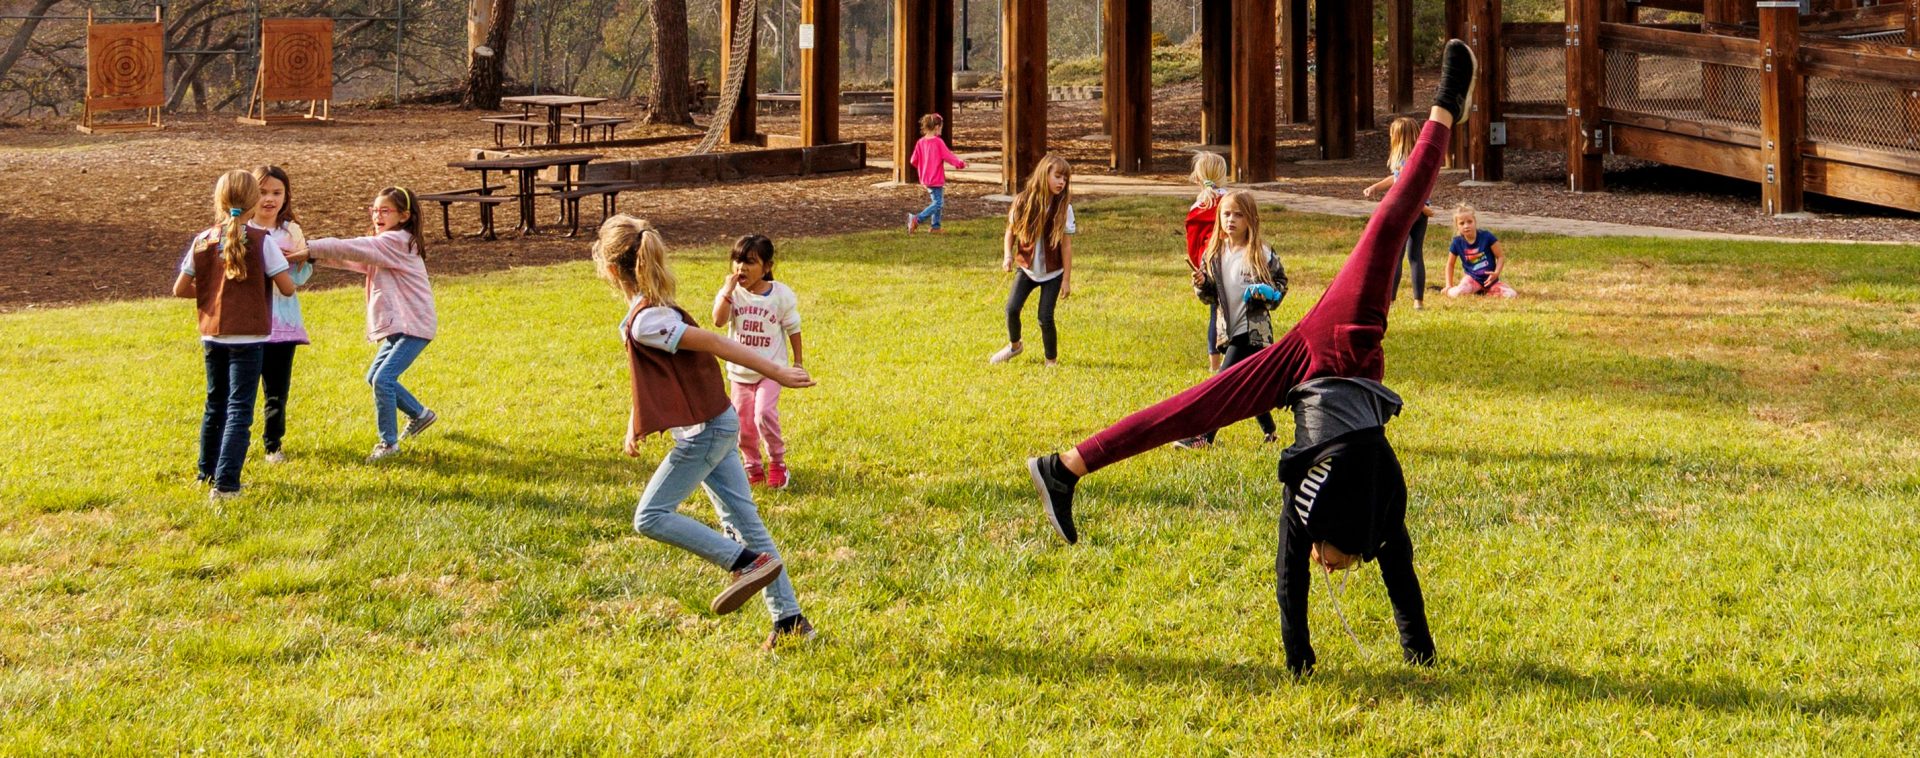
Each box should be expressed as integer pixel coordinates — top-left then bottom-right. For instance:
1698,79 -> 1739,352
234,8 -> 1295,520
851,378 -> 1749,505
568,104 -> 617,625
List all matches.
592,215 -> 676,307
1009,154 -> 1072,252
249,164 -> 299,229
192,169 -> 260,281
372,186 -> 428,261
1387,117 -> 1419,172
1201,191 -> 1275,285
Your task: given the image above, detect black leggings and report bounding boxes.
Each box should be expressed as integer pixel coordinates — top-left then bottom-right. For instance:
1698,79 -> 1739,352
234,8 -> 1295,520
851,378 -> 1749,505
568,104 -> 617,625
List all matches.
1392,214 -> 1428,301
1006,270 -> 1062,360
1202,332 -> 1276,442
260,342 -> 297,453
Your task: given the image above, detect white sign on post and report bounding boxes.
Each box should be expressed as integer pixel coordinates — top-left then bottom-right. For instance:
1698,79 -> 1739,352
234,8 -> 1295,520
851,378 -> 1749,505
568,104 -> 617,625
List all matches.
798,24 -> 815,50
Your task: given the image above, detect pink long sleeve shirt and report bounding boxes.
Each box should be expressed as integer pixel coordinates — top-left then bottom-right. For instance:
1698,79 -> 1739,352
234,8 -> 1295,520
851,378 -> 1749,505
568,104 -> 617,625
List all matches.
909,134 -> 966,187
308,231 -> 438,342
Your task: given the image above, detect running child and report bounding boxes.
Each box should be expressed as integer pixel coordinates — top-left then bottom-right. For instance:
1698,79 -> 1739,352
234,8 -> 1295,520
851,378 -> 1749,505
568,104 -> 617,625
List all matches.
292,187 -> 440,462
1176,190 -> 1287,449
171,169 -> 298,500
907,113 -> 967,233
1186,152 -> 1230,371
990,153 -> 1076,366
1363,117 -> 1436,310
711,235 -> 803,489
1444,204 -> 1515,298
249,165 -> 314,463
594,215 -> 818,650
1023,39 -> 1483,675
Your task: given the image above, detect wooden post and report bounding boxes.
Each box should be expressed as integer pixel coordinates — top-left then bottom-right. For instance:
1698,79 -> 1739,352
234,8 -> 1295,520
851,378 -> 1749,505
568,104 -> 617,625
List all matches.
1355,0 -> 1376,131
1758,1 -> 1804,215
1462,0 -> 1503,181
1003,0 -> 1048,192
1388,0 -> 1414,114
1106,0 -> 1153,172
1202,0 -> 1234,144
1909,0 -> 1918,44
1565,0 -> 1603,192
1316,0 -> 1356,159
721,0 -> 759,143
1280,0 -> 1309,124
934,0 -> 955,146
799,0 -> 839,146
1232,0 -> 1277,180
1447,0 -> 1467,168
894,0 -> 950,182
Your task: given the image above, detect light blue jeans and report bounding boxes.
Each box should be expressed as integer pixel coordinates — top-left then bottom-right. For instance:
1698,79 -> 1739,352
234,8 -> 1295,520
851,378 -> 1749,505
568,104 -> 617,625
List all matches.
913,185 -> 946,229
367,334 -> 430,446
634,408 -> 801,621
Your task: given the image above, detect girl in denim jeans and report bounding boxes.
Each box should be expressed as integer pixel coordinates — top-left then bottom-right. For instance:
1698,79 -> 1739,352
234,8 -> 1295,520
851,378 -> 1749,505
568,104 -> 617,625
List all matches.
592,215 -> 819,650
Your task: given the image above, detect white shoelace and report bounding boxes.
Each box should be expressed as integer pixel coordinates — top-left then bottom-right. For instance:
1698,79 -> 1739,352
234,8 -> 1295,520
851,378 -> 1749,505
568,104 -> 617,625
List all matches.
1322,566 -> 1368,656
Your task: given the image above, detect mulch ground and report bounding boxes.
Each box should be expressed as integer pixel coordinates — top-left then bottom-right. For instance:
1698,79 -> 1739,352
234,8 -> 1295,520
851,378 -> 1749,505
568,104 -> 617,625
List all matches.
3,78 -> 1914,312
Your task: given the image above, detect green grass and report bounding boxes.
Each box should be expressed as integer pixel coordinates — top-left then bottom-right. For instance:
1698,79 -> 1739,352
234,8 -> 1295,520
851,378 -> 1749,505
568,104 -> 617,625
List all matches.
3,197 -> 1919,752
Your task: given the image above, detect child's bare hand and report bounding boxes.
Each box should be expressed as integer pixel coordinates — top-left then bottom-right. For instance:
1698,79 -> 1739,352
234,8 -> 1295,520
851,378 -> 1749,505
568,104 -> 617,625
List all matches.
1191,269 -> 1205,287
771,366 -> 815,388
1061,281 -> 1072,299
623,435 -> 640,457
1362,186 -> 1378,200
1001,257 -> 1013,273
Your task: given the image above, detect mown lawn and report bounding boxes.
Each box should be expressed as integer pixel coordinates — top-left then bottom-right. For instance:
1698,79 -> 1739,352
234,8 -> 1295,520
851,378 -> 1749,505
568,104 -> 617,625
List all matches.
3,197 -> 1918,753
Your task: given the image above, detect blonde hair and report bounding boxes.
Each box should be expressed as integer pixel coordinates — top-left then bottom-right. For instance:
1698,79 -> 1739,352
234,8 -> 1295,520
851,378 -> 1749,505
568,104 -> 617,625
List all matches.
1010,154 -> 1072,251
919,113 -> 943,135
1387,117 -> 1419,172
1453,203 -> 1478,221
193,169 -> 260,281
592,214 -> 676,307
1189,152 -> 1228,210
1200,191 -> 1275,285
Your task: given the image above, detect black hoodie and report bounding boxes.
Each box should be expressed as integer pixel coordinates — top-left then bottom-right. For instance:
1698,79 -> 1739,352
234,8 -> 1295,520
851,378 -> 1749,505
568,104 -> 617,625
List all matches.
1277,426 -> 1407,561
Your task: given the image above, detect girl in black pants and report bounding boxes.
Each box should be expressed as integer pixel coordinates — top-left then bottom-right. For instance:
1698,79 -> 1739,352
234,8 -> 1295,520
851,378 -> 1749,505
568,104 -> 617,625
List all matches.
1180,190 -> 1287,448
991,154 -> 1075,366
1365,117 -> 1434,310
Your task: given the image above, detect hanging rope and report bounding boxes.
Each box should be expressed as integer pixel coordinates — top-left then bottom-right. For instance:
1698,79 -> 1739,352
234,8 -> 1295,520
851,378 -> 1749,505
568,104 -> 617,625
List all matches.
691,0 -> 757,155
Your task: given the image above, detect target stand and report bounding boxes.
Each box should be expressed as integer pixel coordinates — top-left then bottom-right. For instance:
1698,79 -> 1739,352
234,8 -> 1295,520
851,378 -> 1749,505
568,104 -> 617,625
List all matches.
239,19 -> 336,126
77,9 -> 165,134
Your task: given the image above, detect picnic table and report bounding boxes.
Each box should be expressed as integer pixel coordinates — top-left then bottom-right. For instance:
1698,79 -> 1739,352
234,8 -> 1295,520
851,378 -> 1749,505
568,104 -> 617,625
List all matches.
445,153 -> 600,236
500,94 -> 609,145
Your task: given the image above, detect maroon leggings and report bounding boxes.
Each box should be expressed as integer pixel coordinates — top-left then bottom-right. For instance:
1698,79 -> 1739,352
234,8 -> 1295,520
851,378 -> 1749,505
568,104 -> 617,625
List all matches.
1075,120 -> 1452,473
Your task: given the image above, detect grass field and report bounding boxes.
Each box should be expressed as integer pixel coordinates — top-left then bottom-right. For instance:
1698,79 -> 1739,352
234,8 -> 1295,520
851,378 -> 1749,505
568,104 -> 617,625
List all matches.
4,197 -> 1918,752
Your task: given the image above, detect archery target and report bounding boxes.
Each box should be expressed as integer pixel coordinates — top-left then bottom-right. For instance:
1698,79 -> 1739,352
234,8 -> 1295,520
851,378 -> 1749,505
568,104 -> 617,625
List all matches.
86,22 -> 165,110
260,19 -> 334,102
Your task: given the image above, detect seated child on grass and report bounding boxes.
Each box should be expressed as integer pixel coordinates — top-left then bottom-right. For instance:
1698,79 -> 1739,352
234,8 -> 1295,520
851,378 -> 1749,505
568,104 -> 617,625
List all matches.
1444,204 -> 1515,298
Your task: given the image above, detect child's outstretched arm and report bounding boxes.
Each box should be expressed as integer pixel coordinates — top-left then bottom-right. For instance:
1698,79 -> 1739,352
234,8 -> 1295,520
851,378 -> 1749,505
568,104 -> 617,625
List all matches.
944,141 -> 967,169
1362,175 -> 1396,199
678,328 -> 816,388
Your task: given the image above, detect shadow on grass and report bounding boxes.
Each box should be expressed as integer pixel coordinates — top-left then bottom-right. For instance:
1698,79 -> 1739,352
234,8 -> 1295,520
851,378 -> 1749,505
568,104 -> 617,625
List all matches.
943,640 -> 1905,716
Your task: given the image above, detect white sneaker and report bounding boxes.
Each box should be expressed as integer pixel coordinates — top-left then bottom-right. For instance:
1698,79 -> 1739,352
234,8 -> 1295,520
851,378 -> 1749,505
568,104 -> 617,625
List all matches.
265,451 -> 286,464
208,488 -> 242,502
989,344 -> 1023,364
367,442 -> 401,462
402,409 -> 438,440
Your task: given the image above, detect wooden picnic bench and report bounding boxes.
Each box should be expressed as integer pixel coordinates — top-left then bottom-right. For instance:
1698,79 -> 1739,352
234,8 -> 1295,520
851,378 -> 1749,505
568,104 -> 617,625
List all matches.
417,183 -> 514,240
565,114 -> 631,142
552,180 -> 644,235
479,116 -> 548,148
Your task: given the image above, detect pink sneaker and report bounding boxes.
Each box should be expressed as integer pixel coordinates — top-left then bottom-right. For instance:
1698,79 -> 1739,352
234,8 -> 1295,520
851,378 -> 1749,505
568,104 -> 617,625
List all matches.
747,467 -> 768,487
906,213 -> 919,233
767,465 -> 790,489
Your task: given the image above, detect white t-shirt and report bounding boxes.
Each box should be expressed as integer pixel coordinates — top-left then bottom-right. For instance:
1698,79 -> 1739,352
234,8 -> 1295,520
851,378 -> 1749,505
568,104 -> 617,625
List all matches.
623,301 -> 705,440
179,223 -> 289,345
1219,247 -> 1254,339
1020,204 -> 1077,283
723,280 -> 801,384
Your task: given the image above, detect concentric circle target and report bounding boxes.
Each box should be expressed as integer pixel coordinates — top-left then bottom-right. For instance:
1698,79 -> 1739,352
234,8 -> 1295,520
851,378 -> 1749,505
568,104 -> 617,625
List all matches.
272,33 -> 326,90
97,37 -> 159,97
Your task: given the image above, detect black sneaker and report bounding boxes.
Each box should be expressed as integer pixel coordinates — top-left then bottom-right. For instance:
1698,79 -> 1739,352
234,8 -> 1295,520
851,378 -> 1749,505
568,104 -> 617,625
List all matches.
1027,454 -> 1079,544
1434,39 -> 1479,125
402,409 -> 438,440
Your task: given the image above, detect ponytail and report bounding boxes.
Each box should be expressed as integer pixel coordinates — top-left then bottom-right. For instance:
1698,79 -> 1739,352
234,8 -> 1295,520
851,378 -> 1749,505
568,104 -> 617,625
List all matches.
203,170 -> 261,281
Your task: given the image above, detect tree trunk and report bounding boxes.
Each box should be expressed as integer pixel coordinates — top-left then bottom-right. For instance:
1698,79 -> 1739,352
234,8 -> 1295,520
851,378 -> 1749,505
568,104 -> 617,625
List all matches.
646,0 -> 693,125
461,0 -> 518,109
0,0 -> 61,86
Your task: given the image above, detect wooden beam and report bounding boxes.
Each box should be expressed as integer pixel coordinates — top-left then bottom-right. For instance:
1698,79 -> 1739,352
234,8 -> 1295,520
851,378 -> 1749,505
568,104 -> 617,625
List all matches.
1610,123 -> 1761,177
1388,0 -> 1414,113
892,0 -> 928,183
1909,0 -> 1919,45
1804,157 -> 1920,214
1355,0 -> 1376,131
1003,0 -> 1047,192
1758,2 -> 1804,215
1233,0 -> 1277,180
721,0 -> 759,143
1463,0 -> 1503,181
1280,0 -> 1309,123
933,0 -> 955,146
1105,0 -> 1153,172
1316,0 -> 1356,159
1566,0 -> 1603,191
799,0 -> 839,146
1202,0 -> 1234,142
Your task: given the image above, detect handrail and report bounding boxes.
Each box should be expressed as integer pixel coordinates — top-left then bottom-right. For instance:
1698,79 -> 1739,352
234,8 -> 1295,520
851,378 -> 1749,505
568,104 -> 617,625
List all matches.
1598,22 -> 1763,68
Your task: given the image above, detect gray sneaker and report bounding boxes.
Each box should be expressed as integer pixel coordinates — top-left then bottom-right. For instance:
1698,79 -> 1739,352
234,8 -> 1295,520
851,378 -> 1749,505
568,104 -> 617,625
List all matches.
367,442 -> 401,462
402,409 -> 438,440
989,343 -> 1023,364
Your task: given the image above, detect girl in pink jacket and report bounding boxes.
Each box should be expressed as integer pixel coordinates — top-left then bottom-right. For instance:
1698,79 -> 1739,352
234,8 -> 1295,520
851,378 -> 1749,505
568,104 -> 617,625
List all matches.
294,186 -> 440,462
906,113 -> 966,233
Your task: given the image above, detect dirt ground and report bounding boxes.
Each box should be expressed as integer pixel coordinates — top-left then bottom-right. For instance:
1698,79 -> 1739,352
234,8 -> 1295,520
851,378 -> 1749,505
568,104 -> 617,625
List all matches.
3,79 -> 1915,312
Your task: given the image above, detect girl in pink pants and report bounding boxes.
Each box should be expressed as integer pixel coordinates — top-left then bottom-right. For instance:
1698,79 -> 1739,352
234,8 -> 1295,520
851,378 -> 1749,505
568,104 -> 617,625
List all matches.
712,235 -> 804,489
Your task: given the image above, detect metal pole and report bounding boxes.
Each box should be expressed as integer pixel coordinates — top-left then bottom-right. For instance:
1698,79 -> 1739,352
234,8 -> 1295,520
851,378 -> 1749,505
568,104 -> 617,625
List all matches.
393,0 -> 404,103
780,0 -> 789,92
